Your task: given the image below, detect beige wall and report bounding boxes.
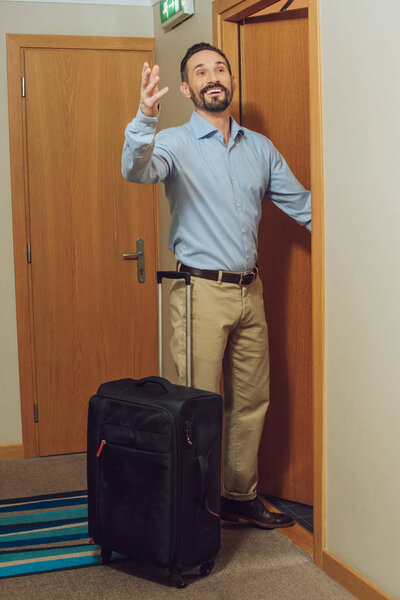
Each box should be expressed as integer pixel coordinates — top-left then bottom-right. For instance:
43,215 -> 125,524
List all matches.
0,1 -> 154,445
152,0 -> 214,382
320,1 -> 400,597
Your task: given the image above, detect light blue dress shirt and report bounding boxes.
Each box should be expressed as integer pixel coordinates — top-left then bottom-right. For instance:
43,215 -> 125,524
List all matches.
122,109 -> 311,272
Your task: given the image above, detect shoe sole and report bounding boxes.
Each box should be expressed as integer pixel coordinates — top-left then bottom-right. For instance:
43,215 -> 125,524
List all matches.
221,513 -> 295,529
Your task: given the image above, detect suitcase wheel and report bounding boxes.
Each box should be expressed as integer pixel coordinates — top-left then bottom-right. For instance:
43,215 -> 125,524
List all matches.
169,566 -> 188,589
100,548 -> 112,565
200,559 -> 215,577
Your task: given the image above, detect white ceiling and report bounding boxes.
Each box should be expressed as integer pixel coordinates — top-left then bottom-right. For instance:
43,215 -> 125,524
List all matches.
6,0 -> 159,5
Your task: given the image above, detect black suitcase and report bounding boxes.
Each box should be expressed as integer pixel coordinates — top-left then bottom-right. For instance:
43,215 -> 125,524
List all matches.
87,271 -> 223,588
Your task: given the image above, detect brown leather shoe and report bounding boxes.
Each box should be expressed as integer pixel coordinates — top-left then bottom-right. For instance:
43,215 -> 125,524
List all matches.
221,495 -> 295,529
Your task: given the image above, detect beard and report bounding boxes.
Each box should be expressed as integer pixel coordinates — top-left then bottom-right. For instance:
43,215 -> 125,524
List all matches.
189,82 -> 233,113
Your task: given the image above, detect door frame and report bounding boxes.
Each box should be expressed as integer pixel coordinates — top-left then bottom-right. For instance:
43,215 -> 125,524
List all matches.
6,34 -> 157,459
212,0 -> 325,565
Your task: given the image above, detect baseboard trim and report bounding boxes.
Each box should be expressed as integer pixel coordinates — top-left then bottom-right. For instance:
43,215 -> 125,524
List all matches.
323,551 -> 393,600
263,499 -> 313,557
0,443 -> 24,460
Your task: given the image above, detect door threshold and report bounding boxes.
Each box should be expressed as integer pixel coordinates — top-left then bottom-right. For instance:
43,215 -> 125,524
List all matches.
263,499 -> 314,557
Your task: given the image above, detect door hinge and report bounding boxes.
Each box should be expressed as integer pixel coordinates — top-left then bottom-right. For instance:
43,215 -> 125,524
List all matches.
27,242 -> 31,263
21,76 -> 26,98
34,403 -> 39,423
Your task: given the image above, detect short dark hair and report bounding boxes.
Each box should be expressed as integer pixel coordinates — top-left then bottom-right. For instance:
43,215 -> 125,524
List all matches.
180,43 -> 232,83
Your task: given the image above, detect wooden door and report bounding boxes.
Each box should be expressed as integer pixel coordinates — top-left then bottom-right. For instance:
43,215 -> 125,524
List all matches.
240,10 -> 313,504
23,45 -> 158,456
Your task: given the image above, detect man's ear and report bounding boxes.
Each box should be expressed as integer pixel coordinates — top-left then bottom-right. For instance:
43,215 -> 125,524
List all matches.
231,75 -> 237,94
180,81 -> 192,100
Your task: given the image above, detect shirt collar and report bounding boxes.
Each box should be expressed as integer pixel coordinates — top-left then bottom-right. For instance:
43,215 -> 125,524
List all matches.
189,111 -> 245,141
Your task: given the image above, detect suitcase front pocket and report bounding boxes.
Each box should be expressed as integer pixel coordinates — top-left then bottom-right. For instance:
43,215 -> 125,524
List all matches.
96,439 -> 175,567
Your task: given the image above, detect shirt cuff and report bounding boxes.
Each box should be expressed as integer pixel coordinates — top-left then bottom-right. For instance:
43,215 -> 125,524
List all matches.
136,105 -> 159,124
124,106 -> 159,142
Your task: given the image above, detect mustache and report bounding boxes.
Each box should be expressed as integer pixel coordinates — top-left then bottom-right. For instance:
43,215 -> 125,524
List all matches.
200,83 -> 228,95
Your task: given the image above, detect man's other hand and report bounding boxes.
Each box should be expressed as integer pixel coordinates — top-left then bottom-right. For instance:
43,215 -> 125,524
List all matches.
140,63 -> 169,117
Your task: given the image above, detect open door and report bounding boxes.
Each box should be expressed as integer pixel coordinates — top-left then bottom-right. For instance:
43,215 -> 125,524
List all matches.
240,6 -> 312,505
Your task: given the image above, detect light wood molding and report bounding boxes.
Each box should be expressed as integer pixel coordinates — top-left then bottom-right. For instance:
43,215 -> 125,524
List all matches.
254,0 -> 307,15
7,34 -> 37,458
6,34 -> 154,51
222,20 -> 240,121
214,0 -> 279,21
308,0 -> 326,567
0,444 -> 24,461
323,552 -> 394,600
245,7 -> 308,23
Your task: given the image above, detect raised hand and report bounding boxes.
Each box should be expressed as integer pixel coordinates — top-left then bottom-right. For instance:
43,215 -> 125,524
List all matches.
140,63 -> 169,117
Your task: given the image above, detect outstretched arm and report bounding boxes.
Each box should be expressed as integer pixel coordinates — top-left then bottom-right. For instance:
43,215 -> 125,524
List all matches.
266,144 -> 311,233
122,63 -> 172,184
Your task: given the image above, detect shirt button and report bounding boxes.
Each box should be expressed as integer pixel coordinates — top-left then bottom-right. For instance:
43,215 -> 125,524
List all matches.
232,176 -> 236,180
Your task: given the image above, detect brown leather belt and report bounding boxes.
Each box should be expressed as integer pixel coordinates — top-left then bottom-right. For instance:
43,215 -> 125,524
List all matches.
179,264 -> 258,286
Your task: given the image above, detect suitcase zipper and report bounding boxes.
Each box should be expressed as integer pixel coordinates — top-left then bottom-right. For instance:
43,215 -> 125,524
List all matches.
96,440 -> 106,457
184,420 -> 193,447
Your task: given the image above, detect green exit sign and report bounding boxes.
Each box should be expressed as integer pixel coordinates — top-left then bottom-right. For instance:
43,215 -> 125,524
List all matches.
160,0 -> 183,23
160,0 -> 194,31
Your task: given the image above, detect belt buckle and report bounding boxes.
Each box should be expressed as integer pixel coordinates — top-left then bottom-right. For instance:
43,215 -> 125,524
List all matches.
240,270 -> 256,286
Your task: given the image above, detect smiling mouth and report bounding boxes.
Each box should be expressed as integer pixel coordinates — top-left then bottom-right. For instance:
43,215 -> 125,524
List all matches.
203,86 -> 225,96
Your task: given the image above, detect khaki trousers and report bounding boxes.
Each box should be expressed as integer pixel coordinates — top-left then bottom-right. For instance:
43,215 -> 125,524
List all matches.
169,275 -> 270,501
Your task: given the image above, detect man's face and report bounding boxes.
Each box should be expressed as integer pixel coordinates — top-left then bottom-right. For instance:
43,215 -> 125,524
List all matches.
181,50 -> 235,113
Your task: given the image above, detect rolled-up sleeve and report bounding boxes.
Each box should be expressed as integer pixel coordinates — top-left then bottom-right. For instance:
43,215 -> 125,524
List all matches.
122,108 -> 173,184
266,143 -> 311,233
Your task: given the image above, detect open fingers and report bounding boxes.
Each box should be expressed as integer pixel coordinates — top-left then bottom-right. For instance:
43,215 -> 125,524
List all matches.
142,87 -> 169,112
141,62 -> 152,91
150,86 -> 169,104
150,64 -> 160,79
140,62 -> 168,116
141,63 -> 160,92
144,73 -> 161,97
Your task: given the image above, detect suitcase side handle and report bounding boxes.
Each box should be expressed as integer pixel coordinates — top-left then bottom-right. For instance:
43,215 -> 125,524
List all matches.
135,376 -> 173,394
197,455 -> 209,506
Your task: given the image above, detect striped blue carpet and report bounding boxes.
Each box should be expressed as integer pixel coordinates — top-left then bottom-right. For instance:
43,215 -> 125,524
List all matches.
0,490 -> 122,579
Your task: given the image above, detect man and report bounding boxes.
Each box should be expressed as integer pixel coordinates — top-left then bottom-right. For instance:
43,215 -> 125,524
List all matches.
122,43 -> 311,529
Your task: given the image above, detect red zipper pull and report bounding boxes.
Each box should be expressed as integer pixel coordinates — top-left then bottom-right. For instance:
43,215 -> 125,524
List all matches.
96,440 -> 106,457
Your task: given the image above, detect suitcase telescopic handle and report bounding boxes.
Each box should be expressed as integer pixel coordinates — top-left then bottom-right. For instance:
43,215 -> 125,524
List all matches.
156,271 -> 192,388
156,271 -> 191,285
